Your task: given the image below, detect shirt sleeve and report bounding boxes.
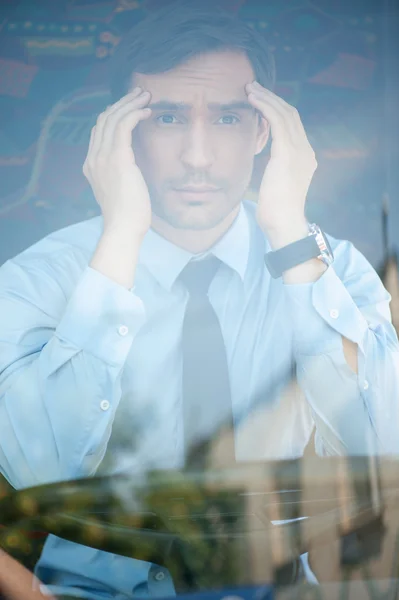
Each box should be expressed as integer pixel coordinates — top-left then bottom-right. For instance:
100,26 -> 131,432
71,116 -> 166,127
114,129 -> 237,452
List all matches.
283,237 -> 399,456
0,253 -> 146,489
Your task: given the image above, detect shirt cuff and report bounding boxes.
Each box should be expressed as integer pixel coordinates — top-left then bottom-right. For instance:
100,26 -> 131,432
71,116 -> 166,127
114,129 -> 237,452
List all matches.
284,264 -> 369,355
56,267 -> 146,365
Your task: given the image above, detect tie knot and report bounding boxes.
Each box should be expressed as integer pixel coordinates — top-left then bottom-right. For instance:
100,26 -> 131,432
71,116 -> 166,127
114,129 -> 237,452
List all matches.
178,255 -> 222,297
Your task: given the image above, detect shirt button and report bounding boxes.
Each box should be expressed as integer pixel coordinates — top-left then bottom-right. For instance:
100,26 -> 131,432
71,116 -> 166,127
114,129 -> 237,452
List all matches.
330,309 -> 339,319
363,380 -> 369,390
154,571 -> 165,582
118,325 -> 129,337
100,399 -> 110,411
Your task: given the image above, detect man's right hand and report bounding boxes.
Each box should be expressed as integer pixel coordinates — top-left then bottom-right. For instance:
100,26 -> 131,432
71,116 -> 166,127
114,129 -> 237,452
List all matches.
83,86 -> 153,239
86,88 -> 153,289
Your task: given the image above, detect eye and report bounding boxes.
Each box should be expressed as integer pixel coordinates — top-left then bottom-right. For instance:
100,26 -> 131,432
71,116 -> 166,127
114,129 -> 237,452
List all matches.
155,114 -> 241,125
156,114 -> 179,125
218,115 -> 241,125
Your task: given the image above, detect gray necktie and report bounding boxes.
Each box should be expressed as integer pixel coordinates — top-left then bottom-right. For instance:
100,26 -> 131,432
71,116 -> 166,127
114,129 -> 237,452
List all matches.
177,255 -> 235,469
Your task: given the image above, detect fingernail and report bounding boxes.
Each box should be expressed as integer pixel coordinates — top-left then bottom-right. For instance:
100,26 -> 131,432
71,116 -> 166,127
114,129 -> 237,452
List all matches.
132,86 -> 142,94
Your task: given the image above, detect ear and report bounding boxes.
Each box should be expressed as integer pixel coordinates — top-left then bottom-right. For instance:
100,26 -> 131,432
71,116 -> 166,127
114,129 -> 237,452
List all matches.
254,114 -> 270,156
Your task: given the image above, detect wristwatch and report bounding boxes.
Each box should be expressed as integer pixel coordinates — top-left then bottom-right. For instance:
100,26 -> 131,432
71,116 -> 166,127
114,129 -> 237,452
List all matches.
264,223 -> 334,279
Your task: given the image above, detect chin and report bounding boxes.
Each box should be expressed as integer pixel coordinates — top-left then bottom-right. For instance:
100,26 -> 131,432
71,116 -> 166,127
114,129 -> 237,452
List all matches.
155,202 -> 219,228
170,214 -> 224,231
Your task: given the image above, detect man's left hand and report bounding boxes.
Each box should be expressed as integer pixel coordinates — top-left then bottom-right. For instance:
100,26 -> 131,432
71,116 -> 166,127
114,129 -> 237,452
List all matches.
245,80 -> 317,246
245,82 -> 358,370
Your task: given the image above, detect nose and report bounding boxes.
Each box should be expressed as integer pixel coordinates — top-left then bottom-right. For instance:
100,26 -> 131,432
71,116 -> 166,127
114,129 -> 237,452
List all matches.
180,121 -> 215,171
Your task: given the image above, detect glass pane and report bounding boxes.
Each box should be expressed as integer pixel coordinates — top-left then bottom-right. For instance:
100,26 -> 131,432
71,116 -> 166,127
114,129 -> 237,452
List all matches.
0,1 -> 398,599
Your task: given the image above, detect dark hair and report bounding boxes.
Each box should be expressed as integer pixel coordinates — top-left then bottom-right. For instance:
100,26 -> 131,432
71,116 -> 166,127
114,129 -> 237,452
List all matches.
108,0 -> 276,104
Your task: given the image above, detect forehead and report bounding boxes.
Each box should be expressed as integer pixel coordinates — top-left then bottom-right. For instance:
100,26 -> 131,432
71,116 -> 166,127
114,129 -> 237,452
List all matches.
132,50 -> 255,103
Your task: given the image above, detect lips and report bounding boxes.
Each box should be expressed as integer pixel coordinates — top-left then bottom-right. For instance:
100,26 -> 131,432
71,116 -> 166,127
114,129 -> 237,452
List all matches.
174,187 -> 221,192
174,188 -> 221,203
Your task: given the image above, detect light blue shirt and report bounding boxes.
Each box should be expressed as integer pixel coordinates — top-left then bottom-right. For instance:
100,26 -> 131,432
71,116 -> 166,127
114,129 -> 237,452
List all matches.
0,199 -> 398,598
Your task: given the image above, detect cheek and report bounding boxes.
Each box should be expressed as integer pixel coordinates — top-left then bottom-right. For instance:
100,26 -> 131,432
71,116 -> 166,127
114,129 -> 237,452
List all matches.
136,149 -> 171,186
221,129 -> 259,164
134,128 -> 167,174
224,136 -> 257,169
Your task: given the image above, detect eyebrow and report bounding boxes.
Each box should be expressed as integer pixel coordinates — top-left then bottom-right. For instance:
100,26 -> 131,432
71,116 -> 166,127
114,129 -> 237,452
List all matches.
148,100 -> 255,112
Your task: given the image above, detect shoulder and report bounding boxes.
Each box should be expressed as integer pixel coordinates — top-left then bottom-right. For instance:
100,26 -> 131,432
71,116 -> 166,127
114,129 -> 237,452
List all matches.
10,216 -> 103,264
0,216 -> 103,295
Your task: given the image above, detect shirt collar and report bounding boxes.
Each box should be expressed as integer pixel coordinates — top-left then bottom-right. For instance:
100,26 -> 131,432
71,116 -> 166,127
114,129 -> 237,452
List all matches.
139,201 -> 250,292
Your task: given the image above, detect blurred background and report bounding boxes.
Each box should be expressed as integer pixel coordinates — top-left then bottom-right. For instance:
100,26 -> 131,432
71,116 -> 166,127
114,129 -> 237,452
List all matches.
0,0 -> 398,328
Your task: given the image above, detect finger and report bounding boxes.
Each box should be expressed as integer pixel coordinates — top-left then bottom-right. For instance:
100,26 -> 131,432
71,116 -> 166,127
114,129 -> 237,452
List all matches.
247,92 -> 293,151
91,88 -> 143,155
102,86 -> 144,120
91,88 -> 146,156
83,125 -> 96,178
103,91 -> 151,151
249,83 -> 300,119
111,104 -> 152,152
258,85 -> 298,114
96,94 -> 152,157
88,125 -> 96,154
248,86 -> 305,144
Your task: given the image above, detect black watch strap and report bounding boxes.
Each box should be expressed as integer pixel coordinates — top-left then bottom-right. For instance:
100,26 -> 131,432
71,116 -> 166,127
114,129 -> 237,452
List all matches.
264,234 -> 321,279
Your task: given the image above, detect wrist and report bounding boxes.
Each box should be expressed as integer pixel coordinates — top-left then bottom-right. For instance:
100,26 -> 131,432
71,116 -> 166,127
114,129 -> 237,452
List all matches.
263,218 -> 309,251
102,221 -> 146,249
282,257 -> 328,284
91,223 -> 145,289
263,218 -> 331,283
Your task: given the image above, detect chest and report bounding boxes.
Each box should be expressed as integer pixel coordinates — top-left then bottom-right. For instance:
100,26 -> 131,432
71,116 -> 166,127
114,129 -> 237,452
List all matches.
103,268 -> 313,472
122,267 -> 295,419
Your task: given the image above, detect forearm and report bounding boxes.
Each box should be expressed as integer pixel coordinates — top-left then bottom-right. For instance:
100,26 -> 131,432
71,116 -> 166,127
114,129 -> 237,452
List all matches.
283,264 -> 399,455
0,266 -> 146,489
0,549 -> 54,600
298,330 -> 399,456
265,219 -> 358,372
0,338 -> 123,487
264,221 -> 399,454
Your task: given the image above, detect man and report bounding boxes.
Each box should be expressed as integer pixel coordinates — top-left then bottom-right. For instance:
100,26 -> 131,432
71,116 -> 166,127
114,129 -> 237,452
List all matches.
0,1 -> 398,597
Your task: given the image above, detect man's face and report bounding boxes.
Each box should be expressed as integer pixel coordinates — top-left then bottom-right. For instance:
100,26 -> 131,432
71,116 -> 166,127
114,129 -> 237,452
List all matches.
132,50 -> 269,231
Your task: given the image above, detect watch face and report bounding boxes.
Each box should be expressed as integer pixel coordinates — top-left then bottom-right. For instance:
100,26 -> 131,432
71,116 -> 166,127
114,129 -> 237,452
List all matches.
318,230 -> 334,263
311,224 -> 334,263
324,234 -> 333,257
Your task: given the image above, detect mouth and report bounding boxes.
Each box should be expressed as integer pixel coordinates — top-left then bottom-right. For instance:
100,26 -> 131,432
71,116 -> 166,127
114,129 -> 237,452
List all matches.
173,187 -> 222,202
